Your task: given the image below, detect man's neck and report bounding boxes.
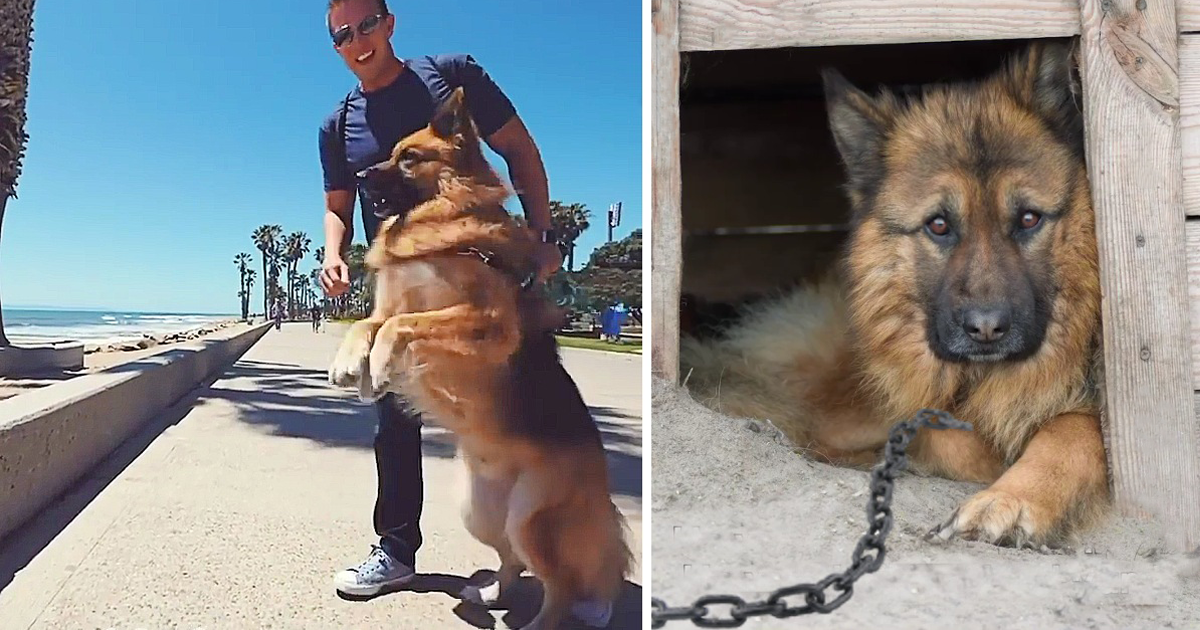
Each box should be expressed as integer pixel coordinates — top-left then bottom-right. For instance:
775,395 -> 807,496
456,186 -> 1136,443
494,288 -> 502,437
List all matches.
359,56 -> 406,93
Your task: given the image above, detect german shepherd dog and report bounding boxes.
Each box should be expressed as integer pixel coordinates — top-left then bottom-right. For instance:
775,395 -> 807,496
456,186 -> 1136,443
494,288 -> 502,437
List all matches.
681,41 -> 1109,549
328,88 -> 632,629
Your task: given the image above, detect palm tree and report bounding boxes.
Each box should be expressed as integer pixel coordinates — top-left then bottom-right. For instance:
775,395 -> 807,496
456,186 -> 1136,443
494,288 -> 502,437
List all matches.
283,231 -> 310,317
234,252 -> 252,320
295,274 -> 310,311
252,224 -> 282,317
345,243 -> 370,317
550,200 -> 591,272
0,0 -> 36,347
245,268 -> 256,318
309,267 -> 322,311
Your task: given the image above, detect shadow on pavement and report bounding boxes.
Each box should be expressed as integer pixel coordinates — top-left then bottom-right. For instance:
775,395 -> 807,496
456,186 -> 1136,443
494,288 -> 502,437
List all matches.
0,376 -> 211,595
339,569 -> 643,629
223,361 -> 643,502
214,359 -> 458,458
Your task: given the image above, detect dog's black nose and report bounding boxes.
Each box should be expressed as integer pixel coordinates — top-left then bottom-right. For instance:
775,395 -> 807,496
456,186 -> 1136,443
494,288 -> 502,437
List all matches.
962,307 -> 1010,343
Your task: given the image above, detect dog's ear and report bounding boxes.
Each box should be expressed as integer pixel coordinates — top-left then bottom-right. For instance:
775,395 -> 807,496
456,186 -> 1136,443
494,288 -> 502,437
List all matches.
823,68 -> 895,209
1004,40 -> 1084,156
430,87 -> 476,145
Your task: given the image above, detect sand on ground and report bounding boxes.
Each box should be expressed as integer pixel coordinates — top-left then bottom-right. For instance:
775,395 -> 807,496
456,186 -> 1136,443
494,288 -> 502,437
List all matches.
651,378 -> 1200,630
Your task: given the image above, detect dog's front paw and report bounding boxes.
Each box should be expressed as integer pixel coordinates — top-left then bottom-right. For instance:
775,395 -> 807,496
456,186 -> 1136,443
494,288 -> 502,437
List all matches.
367,337 -> 399,398
329,336 -> 372,388
926,488 -> 1058,549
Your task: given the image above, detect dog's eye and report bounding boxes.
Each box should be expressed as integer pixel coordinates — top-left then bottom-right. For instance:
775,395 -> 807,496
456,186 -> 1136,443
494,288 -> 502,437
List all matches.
401,149 -> 421,162
1018,210 -> 1042,230
926,215 -> 951,237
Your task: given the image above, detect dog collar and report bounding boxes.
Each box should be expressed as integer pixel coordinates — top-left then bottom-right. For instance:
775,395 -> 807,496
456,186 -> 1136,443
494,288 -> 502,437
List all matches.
456,247 -> 536,291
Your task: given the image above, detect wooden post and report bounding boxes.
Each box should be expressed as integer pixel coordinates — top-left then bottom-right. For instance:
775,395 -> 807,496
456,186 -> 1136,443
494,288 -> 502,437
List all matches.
651,0 -> 682,382
1077,0 -> 1200,551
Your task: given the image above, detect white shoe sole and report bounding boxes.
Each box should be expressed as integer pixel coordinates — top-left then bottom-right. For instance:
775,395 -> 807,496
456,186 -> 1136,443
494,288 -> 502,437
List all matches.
333,571 -> 415,597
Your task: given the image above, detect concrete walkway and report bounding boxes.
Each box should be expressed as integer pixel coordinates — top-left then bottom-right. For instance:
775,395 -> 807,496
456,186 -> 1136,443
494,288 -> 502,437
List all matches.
0,323 -> 643,629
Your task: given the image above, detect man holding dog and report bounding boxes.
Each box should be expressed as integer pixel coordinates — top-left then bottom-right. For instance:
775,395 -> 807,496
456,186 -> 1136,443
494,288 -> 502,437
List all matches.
316,0 -> 562,598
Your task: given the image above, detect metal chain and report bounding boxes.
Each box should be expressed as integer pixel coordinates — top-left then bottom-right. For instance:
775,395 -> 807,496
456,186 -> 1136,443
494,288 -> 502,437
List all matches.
650,409 -> 973,628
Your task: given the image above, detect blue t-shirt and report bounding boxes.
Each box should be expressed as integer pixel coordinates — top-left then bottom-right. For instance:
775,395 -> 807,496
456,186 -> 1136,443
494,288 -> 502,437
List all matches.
318,53 -> 517,239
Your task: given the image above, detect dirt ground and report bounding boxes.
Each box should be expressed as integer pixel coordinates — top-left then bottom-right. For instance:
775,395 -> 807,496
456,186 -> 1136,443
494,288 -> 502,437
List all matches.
651,378 -> 1200,629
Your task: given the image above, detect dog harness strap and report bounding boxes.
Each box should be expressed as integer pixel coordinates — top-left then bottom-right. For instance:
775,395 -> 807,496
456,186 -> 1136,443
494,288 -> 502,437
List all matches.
456,248 -> 535,291
337,90 -> 353,178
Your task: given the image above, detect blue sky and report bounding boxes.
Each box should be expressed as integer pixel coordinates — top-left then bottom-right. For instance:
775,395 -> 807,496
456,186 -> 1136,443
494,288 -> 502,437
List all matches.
2,0 -> 642,314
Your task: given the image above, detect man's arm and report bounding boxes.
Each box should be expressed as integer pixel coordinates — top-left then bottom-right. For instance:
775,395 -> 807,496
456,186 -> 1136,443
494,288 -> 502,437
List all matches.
486,116 -> 563,279
318,107 -> 356,296
320,189 -> 355,296
324,189 -> 355,259
486,115 -> 551,232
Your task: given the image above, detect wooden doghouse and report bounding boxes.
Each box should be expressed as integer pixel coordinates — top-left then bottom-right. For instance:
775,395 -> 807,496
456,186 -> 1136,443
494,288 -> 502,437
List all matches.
651,0 -> 1200,551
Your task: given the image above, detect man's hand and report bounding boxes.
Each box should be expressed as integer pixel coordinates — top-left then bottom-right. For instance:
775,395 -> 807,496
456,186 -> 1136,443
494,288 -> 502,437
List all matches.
533,240 -> 564,282
321,256 -> 351,297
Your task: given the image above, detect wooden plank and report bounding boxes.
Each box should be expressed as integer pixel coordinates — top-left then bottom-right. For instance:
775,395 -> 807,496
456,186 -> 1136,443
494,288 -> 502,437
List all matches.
1078,0 -> 1200,552
1188,221 -> 1200,388
680,0 -> 1080,50
1180,34 -> 1200,216
652,0 -> 683,383
678,0 -> 1200,51
1186,0 -> 1200,32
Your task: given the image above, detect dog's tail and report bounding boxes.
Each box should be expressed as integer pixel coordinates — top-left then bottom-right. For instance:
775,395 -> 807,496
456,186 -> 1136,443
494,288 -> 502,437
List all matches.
679,278 -> 852,443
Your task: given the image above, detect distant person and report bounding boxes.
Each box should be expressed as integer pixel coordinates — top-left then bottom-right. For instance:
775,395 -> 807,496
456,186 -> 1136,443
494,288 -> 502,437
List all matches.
311,304 -> 322,332
315,0 -> 563,600
272,302 -> 283,331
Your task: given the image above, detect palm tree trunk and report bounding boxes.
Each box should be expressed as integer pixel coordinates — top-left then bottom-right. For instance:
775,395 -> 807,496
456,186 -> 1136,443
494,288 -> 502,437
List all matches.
286,261 -> 294,316
286,265 -> 293,319
0,195 -> 9,347
261,256 -> 268,317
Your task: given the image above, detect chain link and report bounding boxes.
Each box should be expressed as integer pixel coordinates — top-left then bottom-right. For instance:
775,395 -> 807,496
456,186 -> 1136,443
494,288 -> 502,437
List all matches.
651,409 -> 973,627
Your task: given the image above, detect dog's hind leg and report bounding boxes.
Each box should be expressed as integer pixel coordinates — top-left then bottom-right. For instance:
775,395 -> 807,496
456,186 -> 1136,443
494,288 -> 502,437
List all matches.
461,467 -> 525,607
521,579 -> 571,630
471,554 -> 526,608
507,478 -> 574,630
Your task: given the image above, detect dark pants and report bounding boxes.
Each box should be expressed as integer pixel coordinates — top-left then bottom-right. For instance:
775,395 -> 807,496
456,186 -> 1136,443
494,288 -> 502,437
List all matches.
373,392 -> 424,566
364,208 -> 425,565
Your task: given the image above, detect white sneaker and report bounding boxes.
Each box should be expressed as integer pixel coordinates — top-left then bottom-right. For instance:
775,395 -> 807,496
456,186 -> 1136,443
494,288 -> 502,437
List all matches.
333,545 -> 415,596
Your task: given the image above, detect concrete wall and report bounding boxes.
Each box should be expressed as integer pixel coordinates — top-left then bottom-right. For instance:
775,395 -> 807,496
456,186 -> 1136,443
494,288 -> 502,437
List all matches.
0,322 -> 271,543
0,342 -> 85,375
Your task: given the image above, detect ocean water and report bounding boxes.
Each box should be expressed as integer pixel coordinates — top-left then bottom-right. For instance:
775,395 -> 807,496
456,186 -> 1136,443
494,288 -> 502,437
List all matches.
3,309 -> 236,345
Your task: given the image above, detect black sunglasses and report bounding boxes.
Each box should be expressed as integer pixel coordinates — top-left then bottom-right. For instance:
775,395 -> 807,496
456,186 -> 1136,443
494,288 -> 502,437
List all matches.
331,13 -> 385,48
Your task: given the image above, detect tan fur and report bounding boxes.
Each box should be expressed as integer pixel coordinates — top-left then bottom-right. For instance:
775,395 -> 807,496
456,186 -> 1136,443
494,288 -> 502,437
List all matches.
681,41 -> 1110,549
329,88 -> 631,629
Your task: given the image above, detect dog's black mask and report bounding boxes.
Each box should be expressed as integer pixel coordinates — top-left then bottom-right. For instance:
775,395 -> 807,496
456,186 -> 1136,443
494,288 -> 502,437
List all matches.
356,162 -> 423,220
